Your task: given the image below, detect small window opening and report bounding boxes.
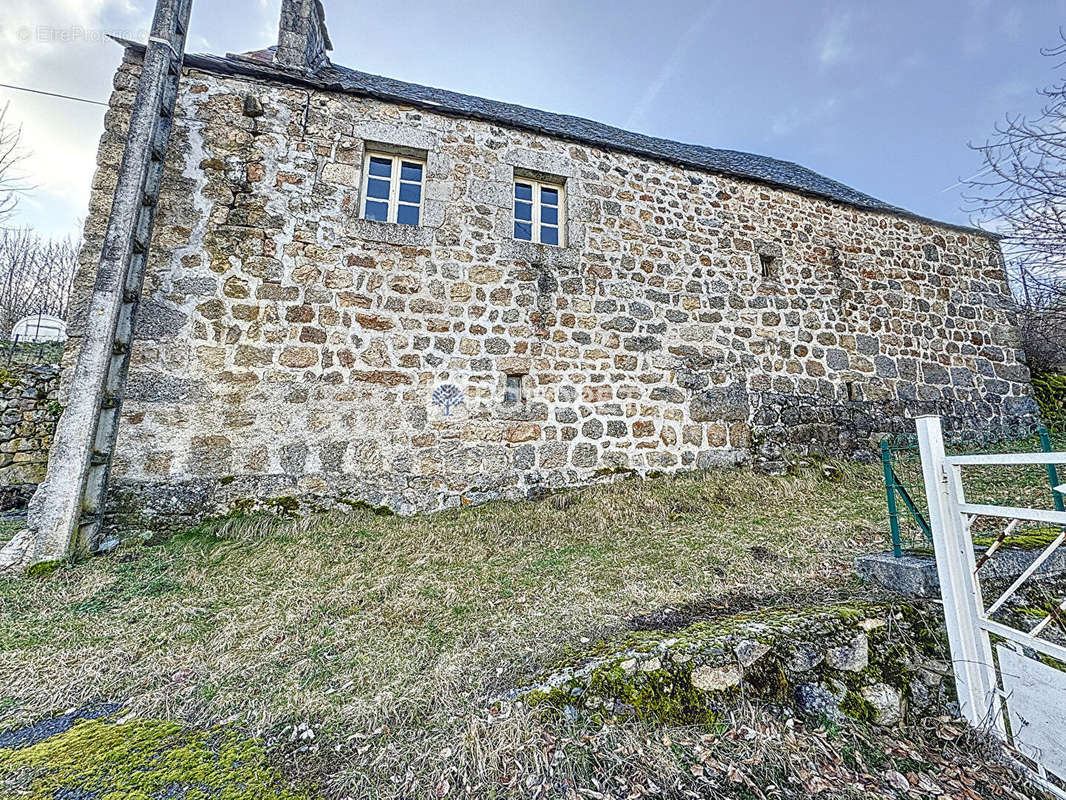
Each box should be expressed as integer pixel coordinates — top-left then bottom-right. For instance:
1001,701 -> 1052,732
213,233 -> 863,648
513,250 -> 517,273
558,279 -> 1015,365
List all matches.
504,374 -> 526,406
514,178 -> 565,246
361,152 -> 425,226
759,253 -> 778,280
846,381 -> 856,401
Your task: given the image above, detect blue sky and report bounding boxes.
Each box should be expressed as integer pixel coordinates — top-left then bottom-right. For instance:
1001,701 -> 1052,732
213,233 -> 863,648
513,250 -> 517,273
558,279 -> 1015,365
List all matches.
2,0 -> 1065,238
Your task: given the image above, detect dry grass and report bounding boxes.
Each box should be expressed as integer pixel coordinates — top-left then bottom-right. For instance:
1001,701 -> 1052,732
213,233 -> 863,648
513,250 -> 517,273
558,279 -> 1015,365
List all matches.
406,702 -> 1044,800
0,462 -> 887,796
0,519 -> 20,545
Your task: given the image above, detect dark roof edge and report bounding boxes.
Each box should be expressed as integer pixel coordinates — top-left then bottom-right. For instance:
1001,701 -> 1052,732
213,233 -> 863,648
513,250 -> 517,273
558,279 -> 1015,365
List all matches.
113,37 -> 1000,242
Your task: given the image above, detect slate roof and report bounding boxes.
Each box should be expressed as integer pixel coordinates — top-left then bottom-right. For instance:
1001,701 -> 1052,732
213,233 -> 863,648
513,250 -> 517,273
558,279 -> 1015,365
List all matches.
117,38 -> 989,236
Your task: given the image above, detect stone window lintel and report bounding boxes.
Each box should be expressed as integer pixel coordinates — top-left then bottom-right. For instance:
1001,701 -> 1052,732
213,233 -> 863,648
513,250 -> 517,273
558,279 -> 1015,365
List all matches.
503,148 -> 577,180
352,121 -> 437,153
755,239 -> 783,259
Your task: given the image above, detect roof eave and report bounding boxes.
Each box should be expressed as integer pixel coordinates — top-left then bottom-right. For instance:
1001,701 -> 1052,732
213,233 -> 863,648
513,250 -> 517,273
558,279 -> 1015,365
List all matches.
110,37 -> 1002,242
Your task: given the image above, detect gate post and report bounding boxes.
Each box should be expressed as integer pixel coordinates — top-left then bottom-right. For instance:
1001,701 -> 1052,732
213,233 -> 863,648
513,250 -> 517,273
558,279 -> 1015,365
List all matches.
915,415 -> 1003,734
881,439 -> 903,558
1039,426 -> 1065,513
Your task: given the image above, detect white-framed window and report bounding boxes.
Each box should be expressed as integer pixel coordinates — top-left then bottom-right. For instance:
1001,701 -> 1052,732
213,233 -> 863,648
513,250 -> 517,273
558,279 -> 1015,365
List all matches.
361,152 -> 425,226
514,179 -> 564,246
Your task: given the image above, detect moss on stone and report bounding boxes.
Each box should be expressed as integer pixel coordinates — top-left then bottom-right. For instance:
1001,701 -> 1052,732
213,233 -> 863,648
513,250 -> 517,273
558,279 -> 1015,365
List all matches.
24,560 -> 62,579
337,498 -> 395,516
743,658 -> 790,703
265,496 -> 301,518
518,601 -> 943,729
839,690 -> 877,722
593,466 -> 637,477
0,718 -> 311,799
587,663 -> 720,725
229,498 -> 256,515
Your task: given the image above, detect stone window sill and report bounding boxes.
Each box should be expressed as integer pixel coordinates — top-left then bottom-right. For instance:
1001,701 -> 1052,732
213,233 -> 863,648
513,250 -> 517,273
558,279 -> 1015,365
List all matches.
349,218 -> 435,247
502,239 -> 580,269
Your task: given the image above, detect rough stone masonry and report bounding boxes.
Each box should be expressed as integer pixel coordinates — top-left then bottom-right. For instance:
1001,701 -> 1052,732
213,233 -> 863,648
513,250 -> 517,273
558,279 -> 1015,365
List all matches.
0,365 -> 60,512
64,0 -> 1037,537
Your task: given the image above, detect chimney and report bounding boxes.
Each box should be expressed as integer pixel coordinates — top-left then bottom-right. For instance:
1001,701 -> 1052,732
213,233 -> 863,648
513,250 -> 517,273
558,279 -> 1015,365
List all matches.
275,0 -> 332,71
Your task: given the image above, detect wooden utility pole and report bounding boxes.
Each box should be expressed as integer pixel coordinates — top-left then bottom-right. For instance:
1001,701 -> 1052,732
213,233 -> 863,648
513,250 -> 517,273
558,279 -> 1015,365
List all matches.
0,0 -> 194,573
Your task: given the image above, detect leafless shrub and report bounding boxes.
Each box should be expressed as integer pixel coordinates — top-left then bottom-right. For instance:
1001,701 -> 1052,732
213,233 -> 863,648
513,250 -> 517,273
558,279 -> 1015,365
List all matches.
0,102 -> 28,224
0,228 -> 79,337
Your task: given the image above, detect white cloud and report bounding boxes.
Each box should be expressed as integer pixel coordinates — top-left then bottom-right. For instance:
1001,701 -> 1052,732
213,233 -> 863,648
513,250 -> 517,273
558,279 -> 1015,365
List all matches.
254,0 -> 280,55
0,0 -> 148,237
624,1 -> 719,131
818,10 -> 853,68
769,95 -> 841,139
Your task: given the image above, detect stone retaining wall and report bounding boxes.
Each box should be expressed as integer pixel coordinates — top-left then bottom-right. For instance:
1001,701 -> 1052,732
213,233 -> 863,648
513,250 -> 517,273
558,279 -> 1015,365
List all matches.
0,365 -> 61,511
67,49 -> 1038,537
507,603 -> 952,727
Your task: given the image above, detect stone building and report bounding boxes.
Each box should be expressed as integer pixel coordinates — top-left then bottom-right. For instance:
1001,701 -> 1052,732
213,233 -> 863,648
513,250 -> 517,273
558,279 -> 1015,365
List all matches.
68,0 -> 1036,527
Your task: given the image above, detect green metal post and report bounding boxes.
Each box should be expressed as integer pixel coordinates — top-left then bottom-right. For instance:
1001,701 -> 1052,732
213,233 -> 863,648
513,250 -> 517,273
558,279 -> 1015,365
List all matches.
882,440 -> 903,557
1038,426 -> 1064,513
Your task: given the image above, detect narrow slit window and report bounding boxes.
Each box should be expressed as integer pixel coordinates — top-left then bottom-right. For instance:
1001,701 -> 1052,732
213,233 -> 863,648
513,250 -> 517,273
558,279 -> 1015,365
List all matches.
504,374 -> 526,406
846,381 -> 857,401
759,253 -> 778,280
514,179 -> 565,246
361,152 -> 425,226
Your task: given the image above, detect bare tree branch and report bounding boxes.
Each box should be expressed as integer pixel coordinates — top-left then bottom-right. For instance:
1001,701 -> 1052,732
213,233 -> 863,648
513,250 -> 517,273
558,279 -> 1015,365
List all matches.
0,229 -> 80,337
964,32 -> 1066,375
0,102 -> 29,224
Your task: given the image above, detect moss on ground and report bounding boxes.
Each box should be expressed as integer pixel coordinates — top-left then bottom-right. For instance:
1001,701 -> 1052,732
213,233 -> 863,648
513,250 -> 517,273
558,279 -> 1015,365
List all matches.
973,526 -> 1062,551
24,560 -> 62,579
0,718 -> 311,799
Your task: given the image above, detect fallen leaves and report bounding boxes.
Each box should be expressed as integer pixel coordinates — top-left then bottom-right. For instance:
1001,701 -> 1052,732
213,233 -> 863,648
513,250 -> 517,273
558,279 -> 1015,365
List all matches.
393,706 -> 1051,800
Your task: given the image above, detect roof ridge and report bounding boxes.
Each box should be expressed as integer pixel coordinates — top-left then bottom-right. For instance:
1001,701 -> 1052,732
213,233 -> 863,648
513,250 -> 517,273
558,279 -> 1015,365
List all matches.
111,37 -> 995,239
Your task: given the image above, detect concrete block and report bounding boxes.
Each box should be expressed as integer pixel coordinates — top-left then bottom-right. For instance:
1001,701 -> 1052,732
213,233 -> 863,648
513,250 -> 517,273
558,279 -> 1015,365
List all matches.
856,547 -> 1066,598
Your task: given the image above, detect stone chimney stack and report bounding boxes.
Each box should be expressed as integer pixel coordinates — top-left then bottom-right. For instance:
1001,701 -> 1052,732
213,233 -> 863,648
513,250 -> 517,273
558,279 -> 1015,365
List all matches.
275,0 -> 332,71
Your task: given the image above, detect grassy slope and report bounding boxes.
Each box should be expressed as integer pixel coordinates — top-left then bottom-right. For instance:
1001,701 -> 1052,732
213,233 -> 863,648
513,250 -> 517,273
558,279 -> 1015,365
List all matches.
0,462 -> 889,794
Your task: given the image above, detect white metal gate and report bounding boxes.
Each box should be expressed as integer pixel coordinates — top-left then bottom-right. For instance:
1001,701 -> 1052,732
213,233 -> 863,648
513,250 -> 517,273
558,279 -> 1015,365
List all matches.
917,415 -> 1066,798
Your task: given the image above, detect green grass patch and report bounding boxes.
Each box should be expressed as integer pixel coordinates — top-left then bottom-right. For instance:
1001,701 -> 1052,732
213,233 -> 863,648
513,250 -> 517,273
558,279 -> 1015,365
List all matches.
0,519 -> 22,545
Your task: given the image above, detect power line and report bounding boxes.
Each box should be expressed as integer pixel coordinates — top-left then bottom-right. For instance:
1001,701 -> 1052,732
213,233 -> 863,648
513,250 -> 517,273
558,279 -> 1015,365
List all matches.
0,80 -> 208,126
0,82 -> 108,107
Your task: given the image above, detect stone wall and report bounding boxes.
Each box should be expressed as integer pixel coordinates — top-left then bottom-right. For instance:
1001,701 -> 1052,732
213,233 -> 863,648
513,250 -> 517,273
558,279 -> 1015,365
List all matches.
67,50 -> 1038,535
508,603 -> 951,728
0,365 -> 60,511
